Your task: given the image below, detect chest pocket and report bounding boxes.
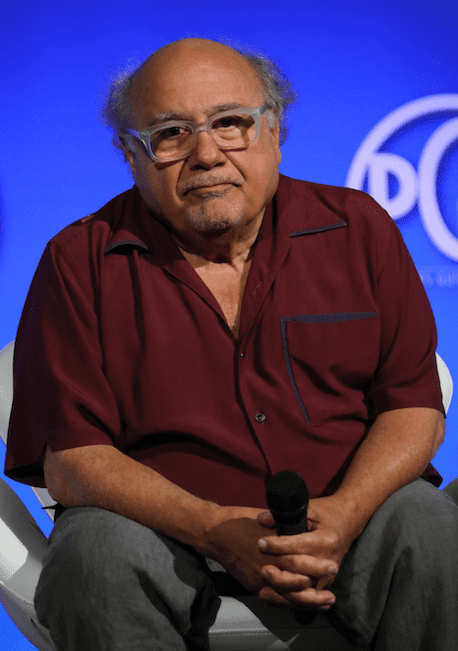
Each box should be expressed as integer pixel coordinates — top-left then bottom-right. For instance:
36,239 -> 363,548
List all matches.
281,312 -> 379,426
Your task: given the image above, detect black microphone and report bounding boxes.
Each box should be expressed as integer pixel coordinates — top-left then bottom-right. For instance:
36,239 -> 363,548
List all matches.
265,470 -> 309,535
265,471 -> 316,625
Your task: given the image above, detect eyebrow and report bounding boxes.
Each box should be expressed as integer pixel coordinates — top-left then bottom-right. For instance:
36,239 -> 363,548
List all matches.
145,103 -> 249,127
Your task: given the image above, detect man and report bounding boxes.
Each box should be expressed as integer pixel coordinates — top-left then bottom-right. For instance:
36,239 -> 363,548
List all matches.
5,38 -> 458,650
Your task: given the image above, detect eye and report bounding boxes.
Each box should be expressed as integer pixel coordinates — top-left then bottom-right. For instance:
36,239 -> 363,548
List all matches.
213,115 -> 245,131
156,125 -> 188,141
212,113 -> 256,141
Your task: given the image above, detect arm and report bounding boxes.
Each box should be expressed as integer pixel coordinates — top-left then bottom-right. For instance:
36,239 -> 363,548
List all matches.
45,443 -> 223,551
44,443 -> 336,604
257,406 -> 444,608
323,406 -> 444,540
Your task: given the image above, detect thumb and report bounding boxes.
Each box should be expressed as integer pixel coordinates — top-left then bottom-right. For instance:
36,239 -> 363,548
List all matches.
257,510 -> 275,528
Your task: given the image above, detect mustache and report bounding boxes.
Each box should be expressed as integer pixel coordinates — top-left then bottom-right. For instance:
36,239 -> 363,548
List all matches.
180,175 -> 242,195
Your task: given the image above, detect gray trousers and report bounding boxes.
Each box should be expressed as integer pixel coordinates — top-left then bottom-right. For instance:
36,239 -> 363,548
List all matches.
34,479 -> 458,651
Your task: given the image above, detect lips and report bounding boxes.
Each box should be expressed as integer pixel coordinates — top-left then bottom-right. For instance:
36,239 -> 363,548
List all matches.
188,183 -> 231,193
182,179 -> 241,195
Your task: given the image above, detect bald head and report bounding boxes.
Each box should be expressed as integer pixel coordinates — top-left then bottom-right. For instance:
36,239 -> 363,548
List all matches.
137,38 -> 257,77
128,38 -> 267,129
100,38 -> 295,152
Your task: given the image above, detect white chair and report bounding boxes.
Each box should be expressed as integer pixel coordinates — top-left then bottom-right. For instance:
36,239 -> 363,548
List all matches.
0,340 -> 455,650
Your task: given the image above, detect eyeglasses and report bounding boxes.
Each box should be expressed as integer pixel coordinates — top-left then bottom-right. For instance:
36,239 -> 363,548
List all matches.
123,104 -> 271,163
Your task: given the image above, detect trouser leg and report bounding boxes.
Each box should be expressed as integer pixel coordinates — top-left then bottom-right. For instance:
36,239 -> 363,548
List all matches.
328,478 -> 458,650
34,506 -> 220,651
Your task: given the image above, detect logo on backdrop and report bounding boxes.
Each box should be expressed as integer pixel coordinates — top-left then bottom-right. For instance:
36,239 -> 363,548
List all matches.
346,94 -> 458,284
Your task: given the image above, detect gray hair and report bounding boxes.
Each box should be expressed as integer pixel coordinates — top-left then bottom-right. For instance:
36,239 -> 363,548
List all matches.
99,41 -> 297,159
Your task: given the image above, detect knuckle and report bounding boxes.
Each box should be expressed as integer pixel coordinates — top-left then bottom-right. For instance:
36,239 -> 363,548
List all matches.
324,530 -> 339,546
265,538 -> 282,553
277,555 -> 300,572
295,588 -> 318,605
318,531 -> 341,556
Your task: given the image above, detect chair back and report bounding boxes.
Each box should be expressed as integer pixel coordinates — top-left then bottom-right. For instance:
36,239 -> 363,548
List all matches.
436,353 -> 453,413
0,341 -> 55,517
0,340 -> 14,447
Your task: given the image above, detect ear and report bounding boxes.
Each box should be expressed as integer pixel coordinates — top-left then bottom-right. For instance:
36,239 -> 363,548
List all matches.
119,136 -> 138,177
268,113 -> 282,165
274,122 -> 282,164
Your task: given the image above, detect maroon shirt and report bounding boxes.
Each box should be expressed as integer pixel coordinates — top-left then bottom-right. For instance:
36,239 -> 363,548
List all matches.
5,175 -> 443,506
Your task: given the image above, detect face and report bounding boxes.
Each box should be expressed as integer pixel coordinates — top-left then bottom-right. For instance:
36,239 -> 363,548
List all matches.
124,40 -> 282,242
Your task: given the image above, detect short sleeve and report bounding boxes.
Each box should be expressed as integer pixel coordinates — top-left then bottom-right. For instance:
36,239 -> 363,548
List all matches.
4,234 -> 120,487
368,204 -> 443,416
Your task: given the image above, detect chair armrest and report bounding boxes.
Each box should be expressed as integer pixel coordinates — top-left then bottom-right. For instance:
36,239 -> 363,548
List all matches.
0,341 -> 14,447
0,478 -> 47,601
0,478 -> 56,650
443,477 -> 458,505
436,353 -> 453,414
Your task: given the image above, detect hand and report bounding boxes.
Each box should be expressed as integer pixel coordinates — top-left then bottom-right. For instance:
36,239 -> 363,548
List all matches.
203,505 -> 283,594
255,495 -> 358,610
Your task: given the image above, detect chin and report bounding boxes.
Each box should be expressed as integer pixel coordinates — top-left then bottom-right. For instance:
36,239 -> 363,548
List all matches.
186,205 -> 244,234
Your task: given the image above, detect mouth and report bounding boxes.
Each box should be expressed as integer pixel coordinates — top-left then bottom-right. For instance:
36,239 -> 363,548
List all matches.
188,184 -> 232,194
183,180 -> 241,196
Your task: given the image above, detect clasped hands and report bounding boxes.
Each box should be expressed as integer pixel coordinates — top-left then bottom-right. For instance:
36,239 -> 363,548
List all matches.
207,496 -> 356,612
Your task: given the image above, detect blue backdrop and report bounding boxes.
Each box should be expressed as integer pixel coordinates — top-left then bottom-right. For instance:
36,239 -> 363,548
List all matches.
1,1 -> 457,647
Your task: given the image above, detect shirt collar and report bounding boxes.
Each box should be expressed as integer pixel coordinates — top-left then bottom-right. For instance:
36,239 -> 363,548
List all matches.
274,175 -> 347,238
103,185 -> 157,256
103,175 -> 347,258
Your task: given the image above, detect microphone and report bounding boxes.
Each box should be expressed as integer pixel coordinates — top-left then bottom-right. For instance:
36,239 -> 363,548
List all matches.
265,470 -> 309,535
265,471 -> 315,625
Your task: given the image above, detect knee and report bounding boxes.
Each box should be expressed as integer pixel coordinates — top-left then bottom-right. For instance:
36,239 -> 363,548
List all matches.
380,479 -> 458,554
37,507 -> 148,598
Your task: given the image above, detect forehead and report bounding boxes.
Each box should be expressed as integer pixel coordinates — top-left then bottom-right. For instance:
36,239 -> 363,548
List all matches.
129,43 -> 265,126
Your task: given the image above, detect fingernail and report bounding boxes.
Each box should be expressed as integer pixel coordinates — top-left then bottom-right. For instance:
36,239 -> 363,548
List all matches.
328,565 -> 339,575
259,539 -> 267,550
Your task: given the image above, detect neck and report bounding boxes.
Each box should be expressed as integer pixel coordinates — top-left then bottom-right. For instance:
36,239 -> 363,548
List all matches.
170,211 -> 264,264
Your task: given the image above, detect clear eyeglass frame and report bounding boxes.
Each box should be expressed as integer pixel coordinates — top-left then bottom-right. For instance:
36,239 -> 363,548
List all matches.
123,104 -> 271,163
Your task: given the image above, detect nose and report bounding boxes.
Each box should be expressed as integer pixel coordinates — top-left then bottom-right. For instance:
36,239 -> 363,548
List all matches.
187,129 -> 225,170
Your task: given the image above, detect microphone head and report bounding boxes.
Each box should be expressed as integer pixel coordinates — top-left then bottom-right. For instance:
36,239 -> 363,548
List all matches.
265,471 -> 309,525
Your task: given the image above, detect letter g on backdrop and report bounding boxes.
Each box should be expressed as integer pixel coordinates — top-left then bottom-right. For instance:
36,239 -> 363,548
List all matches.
346,94 -> 458,263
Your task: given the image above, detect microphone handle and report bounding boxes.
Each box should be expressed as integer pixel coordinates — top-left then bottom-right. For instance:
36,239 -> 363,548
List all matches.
274,514 -> 308,536
280,520 -> 317,626
286,525 -> 318,626
266,474 -> 316,625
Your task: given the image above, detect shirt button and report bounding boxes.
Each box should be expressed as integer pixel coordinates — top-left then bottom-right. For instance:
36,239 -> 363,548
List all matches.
255,412 -> 266,423
240,352 -> 244,358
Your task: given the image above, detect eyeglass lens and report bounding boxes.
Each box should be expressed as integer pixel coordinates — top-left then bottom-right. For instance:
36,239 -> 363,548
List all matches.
151,112 -> 257,160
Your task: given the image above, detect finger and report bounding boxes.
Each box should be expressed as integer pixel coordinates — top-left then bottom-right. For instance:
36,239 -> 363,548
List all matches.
259,585 -> 336,611
273,554 -> 339,579
316,574 -> 337,590
262,565 -> 312,592
257,511 -> 275,528
259,537 -> 339,577
262,563 -> 336,596
260,529 -> 339,557
259,533 -> 315,557
258,586 -> 291,608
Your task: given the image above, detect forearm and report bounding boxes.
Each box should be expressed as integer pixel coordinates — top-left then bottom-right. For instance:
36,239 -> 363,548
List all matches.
44,443 -> 287,595
331,407 -> 444,540
44,444 -> 224,555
